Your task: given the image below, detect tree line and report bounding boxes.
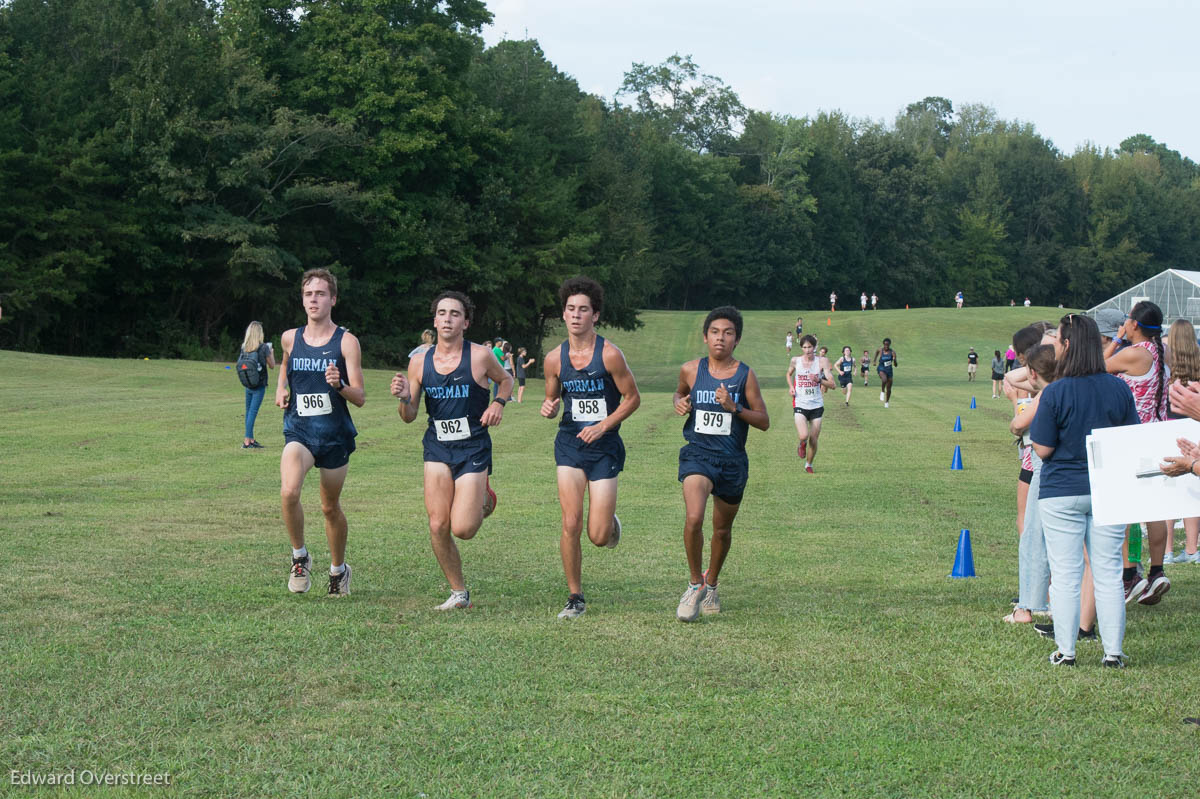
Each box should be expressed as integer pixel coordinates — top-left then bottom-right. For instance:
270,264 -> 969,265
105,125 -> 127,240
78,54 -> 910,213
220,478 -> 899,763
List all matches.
3,0 -> 1198,364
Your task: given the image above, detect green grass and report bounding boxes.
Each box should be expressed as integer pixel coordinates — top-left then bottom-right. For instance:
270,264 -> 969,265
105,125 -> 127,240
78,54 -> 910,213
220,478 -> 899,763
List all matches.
2,306 -> 1198,798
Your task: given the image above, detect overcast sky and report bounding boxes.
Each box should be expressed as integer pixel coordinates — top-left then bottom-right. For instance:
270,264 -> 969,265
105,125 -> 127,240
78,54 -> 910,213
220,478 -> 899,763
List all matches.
482,0 -> 1200,160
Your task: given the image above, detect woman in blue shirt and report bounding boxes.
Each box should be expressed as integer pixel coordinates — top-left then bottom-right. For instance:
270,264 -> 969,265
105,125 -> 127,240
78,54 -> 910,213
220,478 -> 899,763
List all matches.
1030,314 -> 1139,668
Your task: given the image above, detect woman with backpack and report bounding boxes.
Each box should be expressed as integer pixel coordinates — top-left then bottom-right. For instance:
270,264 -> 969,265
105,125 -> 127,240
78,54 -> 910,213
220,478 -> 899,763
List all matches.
238,321 -> 277,449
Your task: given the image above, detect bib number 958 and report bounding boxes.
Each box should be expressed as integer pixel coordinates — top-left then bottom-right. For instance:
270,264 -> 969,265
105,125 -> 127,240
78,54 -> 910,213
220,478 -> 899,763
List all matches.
572,397 -> 607,423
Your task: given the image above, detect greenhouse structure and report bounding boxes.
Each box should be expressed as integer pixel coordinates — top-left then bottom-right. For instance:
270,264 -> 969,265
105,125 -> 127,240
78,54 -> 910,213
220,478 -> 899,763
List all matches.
1087,269 -> 1200,323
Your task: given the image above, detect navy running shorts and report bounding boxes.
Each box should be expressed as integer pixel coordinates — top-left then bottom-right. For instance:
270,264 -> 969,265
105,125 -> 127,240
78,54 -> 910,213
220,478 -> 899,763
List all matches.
839,374 -> 854,388
678,445 -> 748,505
285,433 -> 355,470
423,433 -> 492,480
877,367 -> 893,380
793,406 -> 824,421
555,429 -> 625,481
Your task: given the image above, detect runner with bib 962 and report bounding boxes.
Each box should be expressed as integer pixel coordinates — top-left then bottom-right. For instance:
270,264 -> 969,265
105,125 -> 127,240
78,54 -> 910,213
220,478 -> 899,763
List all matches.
672,306 -> 769,622
277,268 -> 365,597
392,291 -> 513,611
541,277 -> 641,619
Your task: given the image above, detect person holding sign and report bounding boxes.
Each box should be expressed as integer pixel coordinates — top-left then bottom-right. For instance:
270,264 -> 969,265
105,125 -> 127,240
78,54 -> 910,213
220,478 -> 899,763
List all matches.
276,269 -> 365,597
392,291 -> 512,610
787,335 -> 837,473
541,277 -> 641,619
672,307 -> 769,622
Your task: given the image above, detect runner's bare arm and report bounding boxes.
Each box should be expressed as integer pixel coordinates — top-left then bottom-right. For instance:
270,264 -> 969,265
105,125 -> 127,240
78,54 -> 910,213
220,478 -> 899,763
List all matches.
575,342 -> 639,443
732,369 -> 769,431
480,345 -> 513,427
541,346 -> 562,418
785,358 -> 796,396
673,361 -> 698,416
275,328 -> 295,409
396,354 -> 423,424
819,357 -> 837,390
326,332 -> 365,407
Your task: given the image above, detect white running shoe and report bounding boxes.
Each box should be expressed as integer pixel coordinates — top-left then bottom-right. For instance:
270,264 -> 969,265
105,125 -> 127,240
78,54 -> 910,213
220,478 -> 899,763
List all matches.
676,582 -> 707,622
700,584 -> 721,615
606,514 -> 622,549
288,553 -> 313,594
557,593 -> 586,619
884,402 -> 889,408
880,391 -> 886,402
436,589 -> 472,610
327,563 -> 351,597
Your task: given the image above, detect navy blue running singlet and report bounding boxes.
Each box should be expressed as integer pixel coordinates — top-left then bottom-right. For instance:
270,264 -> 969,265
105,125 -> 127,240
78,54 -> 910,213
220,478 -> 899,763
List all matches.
559,336 -> 622,439
283,326 -> 357,444
683,358 -> 749,455
422,341 -> 491,448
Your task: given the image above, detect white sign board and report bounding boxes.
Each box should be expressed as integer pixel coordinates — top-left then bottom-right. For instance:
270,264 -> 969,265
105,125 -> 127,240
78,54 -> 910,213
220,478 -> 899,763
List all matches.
1086,418 -> 1200,526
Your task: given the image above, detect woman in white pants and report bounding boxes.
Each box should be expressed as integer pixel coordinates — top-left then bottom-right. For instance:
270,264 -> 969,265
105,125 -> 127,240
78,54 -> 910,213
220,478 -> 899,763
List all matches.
1030,314 -> 1139,667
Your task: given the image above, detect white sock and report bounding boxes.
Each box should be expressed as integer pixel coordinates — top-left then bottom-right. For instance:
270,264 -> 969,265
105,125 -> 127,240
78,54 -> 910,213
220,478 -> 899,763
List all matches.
292,546 -> 308,559
805,461 -> 812,467
330,563 -> 345,576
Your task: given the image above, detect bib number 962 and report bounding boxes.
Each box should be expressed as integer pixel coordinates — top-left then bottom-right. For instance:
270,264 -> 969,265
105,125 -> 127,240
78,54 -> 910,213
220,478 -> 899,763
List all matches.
435,416 -> 470,442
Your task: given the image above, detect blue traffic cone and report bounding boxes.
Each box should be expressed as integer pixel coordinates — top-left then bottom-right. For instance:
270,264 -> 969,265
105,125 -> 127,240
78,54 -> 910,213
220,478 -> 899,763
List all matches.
953,415 -> 962,432
969,396 -> 977,409
950,445 -> 964,470
950,529 -> 976,578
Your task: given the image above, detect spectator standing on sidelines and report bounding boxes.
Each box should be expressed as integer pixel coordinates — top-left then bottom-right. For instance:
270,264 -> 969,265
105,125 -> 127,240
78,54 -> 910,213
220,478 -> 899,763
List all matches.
238,320 -> 276,449
1031,313 -> 1137,667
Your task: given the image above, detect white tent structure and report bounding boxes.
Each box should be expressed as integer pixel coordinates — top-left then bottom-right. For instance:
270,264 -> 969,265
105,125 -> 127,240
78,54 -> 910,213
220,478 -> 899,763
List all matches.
1087,269 -> 1200,324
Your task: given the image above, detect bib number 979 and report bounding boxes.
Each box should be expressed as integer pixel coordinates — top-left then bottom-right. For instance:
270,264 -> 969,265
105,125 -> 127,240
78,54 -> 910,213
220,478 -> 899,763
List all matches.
695,410 -> 732,436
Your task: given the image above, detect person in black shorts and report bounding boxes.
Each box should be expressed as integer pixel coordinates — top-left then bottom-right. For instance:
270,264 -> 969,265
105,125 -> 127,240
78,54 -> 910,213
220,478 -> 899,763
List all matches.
515,347 -> 536,403
672,306 -> 769,621
874,338 -> 898,407
795,317 -> 803,338
541,276 -> 641,619
277,268 -> 365,597
392,291 -> 513,610
860,350 -> 871,386
834,346 -> 856,406
967,347 -> 979,381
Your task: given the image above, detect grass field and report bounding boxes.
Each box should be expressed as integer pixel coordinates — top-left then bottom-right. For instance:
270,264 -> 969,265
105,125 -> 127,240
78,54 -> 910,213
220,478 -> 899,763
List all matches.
2,306 -> 1198,798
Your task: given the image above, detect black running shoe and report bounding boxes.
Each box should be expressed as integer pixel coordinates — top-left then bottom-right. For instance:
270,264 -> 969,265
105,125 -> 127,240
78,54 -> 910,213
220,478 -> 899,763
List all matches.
1048,651 -> 1076,666
1035,623 -> 1096,640
557,593 -> 586,619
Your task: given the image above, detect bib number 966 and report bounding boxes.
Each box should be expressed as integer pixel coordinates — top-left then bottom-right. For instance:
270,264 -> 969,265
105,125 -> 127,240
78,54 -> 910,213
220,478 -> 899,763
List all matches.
296,393 -> 332,417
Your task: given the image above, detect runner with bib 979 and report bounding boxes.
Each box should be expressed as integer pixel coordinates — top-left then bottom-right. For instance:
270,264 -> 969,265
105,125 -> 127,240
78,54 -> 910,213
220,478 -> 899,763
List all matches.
672,306 -> 769,622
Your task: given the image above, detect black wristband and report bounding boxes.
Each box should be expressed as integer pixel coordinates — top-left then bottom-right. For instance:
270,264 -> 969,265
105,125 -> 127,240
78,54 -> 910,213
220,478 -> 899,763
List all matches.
493,397 -> 507,406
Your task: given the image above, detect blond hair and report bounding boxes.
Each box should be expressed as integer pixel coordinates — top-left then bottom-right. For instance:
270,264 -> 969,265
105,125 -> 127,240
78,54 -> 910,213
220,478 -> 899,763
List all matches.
421,329 -> 435,346
1168,319 -> 1200,384
242,321 -> 264,353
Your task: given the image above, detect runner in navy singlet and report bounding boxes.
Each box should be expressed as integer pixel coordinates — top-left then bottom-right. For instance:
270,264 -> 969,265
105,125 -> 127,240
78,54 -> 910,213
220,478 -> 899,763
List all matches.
672,307 -> 769,622
835,346 -> 856,406
392,291 -> 513,611
276,269 -> 365,597
541,277 -> 641,619
874,338 -> 898,407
